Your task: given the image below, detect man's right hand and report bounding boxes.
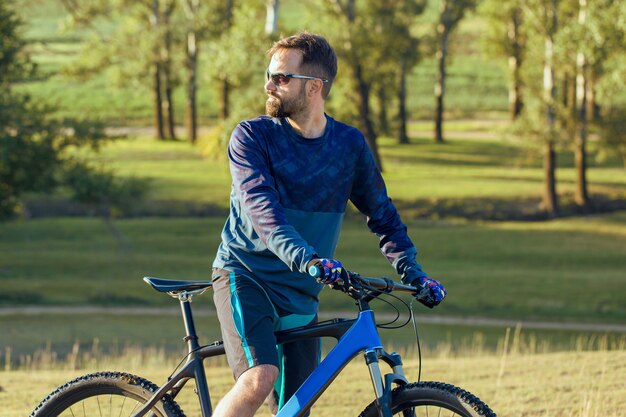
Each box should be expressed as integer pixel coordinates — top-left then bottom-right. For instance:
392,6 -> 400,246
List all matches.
307,258 -> 345,285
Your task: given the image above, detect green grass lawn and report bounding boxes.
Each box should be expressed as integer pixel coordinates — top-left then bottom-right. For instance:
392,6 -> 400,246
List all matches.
5,125 -> 624,323
1,213 -> 625,323
22,127 -> 626,218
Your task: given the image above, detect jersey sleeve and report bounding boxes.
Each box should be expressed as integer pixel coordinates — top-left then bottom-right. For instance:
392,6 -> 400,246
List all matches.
228,122 -> 317,274
349,139 -> 427,282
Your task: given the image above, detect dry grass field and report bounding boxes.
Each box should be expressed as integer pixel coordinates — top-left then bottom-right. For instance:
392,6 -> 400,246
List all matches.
4,343 -> 625,417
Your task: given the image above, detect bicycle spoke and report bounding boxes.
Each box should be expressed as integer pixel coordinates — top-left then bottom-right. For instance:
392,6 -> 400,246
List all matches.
129,400 -> 140,416
118,396 -> 127,417
395,405 -> 470,417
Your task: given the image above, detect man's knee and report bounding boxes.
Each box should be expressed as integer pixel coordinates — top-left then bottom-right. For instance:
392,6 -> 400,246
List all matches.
237,364 -> 279,400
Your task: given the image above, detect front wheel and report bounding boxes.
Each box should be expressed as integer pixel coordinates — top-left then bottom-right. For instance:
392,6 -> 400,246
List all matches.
359,381 -> 496,417
30,371 -> 185,417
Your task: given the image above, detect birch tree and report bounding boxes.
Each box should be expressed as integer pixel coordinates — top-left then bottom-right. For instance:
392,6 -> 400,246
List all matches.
265,0 -> 279,36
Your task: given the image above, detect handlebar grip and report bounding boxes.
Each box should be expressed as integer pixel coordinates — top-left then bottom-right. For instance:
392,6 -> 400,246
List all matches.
308,265 -> 322,278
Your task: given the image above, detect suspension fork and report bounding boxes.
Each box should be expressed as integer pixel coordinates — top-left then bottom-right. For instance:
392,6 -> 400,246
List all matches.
364,348 -> 410,417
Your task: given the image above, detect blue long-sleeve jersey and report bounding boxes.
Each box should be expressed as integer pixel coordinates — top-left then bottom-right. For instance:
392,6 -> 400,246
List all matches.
213,115 -> 426,315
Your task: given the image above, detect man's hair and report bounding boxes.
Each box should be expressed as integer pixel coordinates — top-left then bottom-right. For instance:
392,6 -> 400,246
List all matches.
267,32 -> 337,99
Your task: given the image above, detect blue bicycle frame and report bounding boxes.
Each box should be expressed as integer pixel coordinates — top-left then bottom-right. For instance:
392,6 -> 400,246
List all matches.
277,309 -> 407,417
134,277 -> 410,417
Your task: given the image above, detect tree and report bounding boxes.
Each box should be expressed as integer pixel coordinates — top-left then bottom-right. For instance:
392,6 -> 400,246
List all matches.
510,0 -> 561,216
217,0 -> 236,121
541,0 -> 559,216
180,0 -> 234,143
181,0 -> 200,143
567,0 -> 626,207
201,2 -> 270,158
480,0 -> 526,120
512,0 -> 626,216
371,0 -> 426,144
1,1 -> 147,219
320,0 -> 389,169
573,0 -> 589,207
265,0 -> 279,36
160,0 -> 178,140
61,0 -> 181,140
434,0 -> 477,143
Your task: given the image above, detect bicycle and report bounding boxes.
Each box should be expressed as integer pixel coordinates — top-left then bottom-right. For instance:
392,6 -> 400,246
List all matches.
30,270 -> 496,417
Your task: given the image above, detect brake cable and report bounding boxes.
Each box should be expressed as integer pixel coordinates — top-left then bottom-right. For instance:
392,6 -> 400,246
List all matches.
359,280 -> 423,383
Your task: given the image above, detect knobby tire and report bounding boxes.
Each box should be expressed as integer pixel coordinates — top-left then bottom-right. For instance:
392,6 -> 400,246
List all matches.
359,381 -> 496,417
29,371 -> 185,417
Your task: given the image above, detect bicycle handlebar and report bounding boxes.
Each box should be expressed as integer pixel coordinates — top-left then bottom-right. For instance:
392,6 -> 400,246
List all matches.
308,265 -> 418,295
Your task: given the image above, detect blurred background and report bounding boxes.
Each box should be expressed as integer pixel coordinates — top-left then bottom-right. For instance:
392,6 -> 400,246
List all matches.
1,0 -> 625,415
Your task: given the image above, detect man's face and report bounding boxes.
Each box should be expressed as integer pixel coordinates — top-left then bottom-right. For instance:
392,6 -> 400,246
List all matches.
265,49 -> 309,118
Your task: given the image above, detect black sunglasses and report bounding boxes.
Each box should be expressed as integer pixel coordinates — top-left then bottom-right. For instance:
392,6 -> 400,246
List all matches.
266,69 -> 329,86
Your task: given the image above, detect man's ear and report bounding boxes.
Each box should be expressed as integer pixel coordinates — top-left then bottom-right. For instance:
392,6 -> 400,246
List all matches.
308,79 -> 324,97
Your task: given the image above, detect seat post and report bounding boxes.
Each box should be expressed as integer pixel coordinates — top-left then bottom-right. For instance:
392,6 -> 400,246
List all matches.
178,292 -> 201,352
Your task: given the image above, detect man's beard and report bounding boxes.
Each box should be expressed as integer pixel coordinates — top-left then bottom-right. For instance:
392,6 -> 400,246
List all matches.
266,85 -> 307,118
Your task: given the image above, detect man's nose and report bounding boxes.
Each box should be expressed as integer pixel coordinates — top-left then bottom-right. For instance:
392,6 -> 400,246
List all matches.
265,79 -> 276,91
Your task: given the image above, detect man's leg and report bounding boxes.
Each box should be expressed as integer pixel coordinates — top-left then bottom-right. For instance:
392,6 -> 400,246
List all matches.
267,316 -> 320,416
212,269 -> 281,417
212,364 -> 278,417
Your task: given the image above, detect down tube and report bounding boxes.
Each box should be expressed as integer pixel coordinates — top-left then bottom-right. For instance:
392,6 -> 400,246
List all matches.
276,310 -> 383,417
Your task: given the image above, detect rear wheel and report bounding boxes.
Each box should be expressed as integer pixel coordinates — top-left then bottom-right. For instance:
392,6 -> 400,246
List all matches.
359,381 -> 496,417
30,371 -> 185,417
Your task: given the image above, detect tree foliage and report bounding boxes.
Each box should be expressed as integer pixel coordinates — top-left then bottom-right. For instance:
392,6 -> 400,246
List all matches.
434,0 -> 477,143
306,0 -> 427,169
479,0 -> 526,120
506,0 -> 626,214
201,1 -> 271,159
0,1 -> 146,219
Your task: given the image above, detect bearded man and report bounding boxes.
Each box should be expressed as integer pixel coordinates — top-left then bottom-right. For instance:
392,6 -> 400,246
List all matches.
210,32 -> 445,417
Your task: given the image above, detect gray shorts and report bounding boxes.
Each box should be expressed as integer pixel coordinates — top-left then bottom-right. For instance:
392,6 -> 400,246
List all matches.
212,268 -> 320,413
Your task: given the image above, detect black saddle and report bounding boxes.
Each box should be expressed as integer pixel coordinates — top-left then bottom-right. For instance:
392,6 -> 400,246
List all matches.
143,277 -> 213,294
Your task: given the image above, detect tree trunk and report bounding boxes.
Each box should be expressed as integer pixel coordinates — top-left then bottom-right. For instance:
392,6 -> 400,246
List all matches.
186,29 -> 198,143
153,62 -> 165,140
265,0 -> 279,36
182,0 -> 200,144
434,14 -> 448,144
508,7 -> 523,120
398,59 -> 409,144
574,0 -> 589,208
151,0 -> 165,140
508,56 -> 523,120
542,0 -> 559,216
163,67 -> 176,139
220,77 -> 230,120
162,1 -> 176,140
566,75 -> 576,117
218,0 -> 235,122
542,141 -> 558,215
586,70 -> 597,123
355,63 -> 382,171
377,85 -> 390,136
